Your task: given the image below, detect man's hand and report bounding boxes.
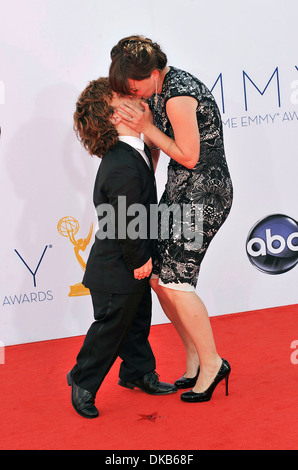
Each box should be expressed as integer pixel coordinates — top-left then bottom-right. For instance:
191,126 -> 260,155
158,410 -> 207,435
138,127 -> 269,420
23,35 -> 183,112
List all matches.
134,257 -> 152,280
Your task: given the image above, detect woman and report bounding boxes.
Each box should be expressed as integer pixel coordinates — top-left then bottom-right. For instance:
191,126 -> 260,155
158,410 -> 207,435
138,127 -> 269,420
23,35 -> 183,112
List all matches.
109,35 -> 233,402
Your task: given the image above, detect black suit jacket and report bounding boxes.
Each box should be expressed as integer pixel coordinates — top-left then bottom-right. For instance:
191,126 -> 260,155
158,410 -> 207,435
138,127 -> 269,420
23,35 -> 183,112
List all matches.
83,140 -> 157,294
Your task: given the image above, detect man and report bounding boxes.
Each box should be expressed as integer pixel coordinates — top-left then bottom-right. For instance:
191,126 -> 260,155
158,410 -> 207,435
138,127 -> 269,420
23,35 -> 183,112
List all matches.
67,77 -> 176,419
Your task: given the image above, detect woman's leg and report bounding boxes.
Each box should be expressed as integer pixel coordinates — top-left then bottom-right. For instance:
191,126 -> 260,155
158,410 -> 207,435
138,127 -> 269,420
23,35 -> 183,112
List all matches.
150,278 -> 199,378
152,280 -> 223,393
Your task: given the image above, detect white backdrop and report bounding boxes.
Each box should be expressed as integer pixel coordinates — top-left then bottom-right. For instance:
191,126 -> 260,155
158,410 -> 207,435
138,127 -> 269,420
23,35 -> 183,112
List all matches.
0,0 -> 297,345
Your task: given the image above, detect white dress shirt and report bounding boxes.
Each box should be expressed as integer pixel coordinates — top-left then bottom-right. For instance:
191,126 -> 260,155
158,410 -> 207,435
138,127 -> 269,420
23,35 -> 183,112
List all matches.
118,135 -> 150,168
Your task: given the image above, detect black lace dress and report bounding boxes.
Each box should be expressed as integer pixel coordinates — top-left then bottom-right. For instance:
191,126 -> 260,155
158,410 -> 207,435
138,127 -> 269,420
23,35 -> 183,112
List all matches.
148,67 -> 233,290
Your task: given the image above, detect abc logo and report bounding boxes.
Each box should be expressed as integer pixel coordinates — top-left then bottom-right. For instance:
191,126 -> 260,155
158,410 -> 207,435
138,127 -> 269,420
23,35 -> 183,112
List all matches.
246,214 -> 298,274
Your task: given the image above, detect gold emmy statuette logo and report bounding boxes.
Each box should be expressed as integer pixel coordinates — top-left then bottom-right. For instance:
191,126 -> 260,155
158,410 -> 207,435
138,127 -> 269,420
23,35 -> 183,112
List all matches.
57,216 -> 93,297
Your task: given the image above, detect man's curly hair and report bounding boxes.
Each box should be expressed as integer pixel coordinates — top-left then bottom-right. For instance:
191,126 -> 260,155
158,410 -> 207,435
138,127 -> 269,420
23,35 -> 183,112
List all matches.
73,77 -> 119,158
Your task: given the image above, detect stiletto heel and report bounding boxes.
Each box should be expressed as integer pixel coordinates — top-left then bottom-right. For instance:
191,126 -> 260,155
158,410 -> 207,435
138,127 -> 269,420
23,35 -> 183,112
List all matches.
225,373 -> 230,396
181,359 -> 231,403
67,371 -> 72,386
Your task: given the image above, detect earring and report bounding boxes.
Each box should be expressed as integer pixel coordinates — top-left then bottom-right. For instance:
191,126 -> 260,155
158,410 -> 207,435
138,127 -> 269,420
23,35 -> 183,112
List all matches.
154,80 -> 158,107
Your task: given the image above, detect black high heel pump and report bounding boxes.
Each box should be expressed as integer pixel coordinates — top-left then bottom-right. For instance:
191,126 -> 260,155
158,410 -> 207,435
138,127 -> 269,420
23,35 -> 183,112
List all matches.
174,367 -> 200,389
180,359 -> 231,403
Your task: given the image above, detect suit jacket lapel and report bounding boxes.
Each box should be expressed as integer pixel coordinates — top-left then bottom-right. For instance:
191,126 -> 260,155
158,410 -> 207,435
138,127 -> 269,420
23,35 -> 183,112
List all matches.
143,143 -> 155,177
117,140 -> 155,179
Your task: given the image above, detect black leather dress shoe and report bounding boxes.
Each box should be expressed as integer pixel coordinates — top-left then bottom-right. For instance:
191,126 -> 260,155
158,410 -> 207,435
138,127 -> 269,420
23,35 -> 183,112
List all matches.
119,371 -> 177,395
174,368 -> 200,389
67,372 -> 99,419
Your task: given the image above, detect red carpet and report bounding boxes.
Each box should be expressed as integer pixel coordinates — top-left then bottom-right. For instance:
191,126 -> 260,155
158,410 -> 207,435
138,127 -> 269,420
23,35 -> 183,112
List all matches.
0,304 -> 297,450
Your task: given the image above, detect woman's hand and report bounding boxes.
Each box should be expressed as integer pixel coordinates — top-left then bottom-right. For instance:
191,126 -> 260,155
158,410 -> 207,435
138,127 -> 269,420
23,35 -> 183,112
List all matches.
117,100 -> 153,134
118,96 -> 200,170
134,257 -> 152,280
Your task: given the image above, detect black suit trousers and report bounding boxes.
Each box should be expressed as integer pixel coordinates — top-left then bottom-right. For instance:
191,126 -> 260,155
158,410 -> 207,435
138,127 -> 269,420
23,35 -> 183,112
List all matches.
71,283 -> 156,396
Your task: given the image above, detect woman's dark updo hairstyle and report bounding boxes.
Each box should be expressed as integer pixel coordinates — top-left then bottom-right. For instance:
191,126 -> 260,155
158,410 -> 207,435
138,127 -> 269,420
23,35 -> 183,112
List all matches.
109,35 -> 167,95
